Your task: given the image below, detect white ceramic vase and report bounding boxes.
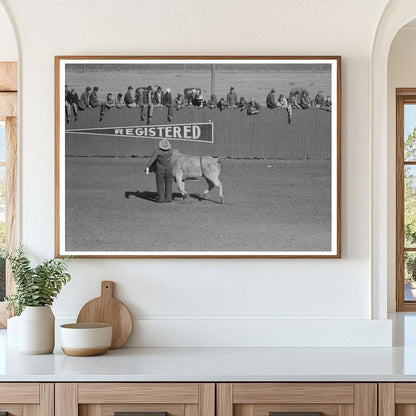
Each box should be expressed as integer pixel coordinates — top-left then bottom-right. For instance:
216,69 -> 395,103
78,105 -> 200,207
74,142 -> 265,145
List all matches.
19,306 -> 55,354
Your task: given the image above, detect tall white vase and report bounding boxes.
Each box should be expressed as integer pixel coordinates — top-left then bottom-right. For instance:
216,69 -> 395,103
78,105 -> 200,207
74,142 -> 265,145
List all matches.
19,306 -> 55,354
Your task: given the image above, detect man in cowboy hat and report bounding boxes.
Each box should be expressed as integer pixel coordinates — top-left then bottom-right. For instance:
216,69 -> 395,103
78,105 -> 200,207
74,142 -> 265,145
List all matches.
174,92 -> 185,110
163,88 -> 173,122
247,97 -> 260,115
207,94 -> 217,109
145,139 -> 173,203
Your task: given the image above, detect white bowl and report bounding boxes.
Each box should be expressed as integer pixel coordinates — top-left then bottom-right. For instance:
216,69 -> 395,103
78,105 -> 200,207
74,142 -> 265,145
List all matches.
60,323 -> 112,356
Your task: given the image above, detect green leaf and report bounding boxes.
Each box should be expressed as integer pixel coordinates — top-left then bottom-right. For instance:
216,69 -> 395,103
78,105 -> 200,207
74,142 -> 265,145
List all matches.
5,245 -> 71,315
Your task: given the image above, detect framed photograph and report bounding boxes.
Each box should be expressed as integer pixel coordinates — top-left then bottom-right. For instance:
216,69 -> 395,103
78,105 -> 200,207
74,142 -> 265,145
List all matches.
55,56 -> 341,258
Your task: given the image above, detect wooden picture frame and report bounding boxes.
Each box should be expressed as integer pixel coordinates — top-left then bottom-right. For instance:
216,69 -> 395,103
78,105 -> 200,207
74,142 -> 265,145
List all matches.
55,56 -> 341,258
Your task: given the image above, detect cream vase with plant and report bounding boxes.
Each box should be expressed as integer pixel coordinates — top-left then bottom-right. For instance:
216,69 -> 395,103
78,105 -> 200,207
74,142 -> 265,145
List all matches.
5,246 -> 71,354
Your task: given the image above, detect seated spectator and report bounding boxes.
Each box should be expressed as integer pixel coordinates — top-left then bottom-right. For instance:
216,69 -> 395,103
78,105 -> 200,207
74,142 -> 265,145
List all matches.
277,94 -> 293,124
115,93 -> 125,108
104,92 -> 115,109
247,97 -> 260,115
195,92 -> 204,108
135,87 -> 143,104
217,98 -> 227,111
192,89 -> 200,106
236,96 -> 247,111
174,93 -> 185,110
187,89 -> 198,106
266,88 -> 278,109
226,87 -> 238,108
277,94 -> 288,108
207,94 -> 217,109
323,96 -> 332,111
290,91 -> 302,109
89,86 -> 100,108
314,90 -> 325,108
163,88 -> 173,122
124,86 -> 136,107
99,92 -> 115,121
78,86 -> 92,110
154,86 -> 164,107
300,90 -> 311,109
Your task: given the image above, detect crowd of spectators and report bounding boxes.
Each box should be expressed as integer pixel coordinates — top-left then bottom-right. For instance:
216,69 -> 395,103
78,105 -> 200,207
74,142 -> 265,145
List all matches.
65,84 -> 332,124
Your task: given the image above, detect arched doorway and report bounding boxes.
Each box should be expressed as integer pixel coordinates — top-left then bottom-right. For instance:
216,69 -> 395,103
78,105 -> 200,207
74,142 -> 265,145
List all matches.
371,1 -> 416,318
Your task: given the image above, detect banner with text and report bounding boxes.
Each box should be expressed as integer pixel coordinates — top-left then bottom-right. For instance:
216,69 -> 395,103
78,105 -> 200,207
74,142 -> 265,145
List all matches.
67,122 -> 214,143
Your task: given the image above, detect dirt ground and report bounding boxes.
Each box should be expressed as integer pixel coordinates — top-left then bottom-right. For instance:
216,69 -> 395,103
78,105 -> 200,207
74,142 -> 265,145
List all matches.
64,157 -> 332,253
66,68 -> 331,106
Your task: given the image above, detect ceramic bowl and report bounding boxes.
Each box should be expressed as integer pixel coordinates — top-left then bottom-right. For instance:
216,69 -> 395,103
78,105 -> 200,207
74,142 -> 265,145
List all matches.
60,323 -> 112,356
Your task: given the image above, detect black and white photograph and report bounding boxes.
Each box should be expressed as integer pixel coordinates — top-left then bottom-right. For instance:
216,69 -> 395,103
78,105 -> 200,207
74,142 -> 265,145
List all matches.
55,56 -> 341,257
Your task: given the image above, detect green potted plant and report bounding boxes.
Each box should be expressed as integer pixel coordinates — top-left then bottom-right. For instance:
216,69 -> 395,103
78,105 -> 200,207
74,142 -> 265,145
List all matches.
4,246 -> 71,354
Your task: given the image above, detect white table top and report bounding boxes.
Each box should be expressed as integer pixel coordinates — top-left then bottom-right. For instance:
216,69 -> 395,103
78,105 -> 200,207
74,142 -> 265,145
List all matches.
3,345 -> 416,382
3,313 -> 416,382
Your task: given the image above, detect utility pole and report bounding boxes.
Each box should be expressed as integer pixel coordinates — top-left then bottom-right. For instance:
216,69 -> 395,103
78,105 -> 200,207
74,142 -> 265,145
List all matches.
211,64 -> 215,96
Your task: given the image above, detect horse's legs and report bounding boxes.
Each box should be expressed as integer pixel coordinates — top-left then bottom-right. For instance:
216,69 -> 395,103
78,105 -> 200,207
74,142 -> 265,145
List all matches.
203,179 -> 215,197
176,173 -> 188,199
217,179 -> 223,203
181,181 -> 188,199
203,177 -> 223,204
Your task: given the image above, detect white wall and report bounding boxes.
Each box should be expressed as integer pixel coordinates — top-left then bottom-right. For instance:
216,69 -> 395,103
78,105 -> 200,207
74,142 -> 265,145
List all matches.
0,0 -> 394,347
387,26 -> 416,312
0,3 -> 16,61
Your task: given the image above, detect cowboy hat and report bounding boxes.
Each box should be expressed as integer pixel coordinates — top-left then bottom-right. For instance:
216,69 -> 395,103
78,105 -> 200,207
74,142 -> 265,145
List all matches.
159,139 -> 172,151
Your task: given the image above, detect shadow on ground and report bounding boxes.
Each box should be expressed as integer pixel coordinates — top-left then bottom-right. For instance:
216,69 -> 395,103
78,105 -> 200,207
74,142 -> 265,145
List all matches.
124,190 -> 223,204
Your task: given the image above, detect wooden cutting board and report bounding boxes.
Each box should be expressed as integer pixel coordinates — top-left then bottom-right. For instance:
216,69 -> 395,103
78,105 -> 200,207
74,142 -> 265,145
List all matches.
76,281 -> 133,349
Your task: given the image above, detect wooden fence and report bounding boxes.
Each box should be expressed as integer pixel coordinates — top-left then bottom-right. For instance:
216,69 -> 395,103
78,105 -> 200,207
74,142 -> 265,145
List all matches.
65,106 -> 332,159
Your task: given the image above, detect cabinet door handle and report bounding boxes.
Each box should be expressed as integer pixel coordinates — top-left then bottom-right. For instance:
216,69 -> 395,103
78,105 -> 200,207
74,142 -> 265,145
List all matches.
270,413 -> 323,416
115,412 -> 168,416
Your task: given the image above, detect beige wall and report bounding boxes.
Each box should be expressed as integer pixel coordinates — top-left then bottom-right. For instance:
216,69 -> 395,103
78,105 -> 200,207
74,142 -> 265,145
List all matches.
0,0 -> 395,346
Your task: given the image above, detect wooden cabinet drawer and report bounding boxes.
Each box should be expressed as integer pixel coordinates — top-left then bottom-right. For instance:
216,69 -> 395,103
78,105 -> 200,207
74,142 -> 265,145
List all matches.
0,383 -> 53,415
56,383 -> 215,416
378,383 -> 416,416
217,383 -> 376,416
